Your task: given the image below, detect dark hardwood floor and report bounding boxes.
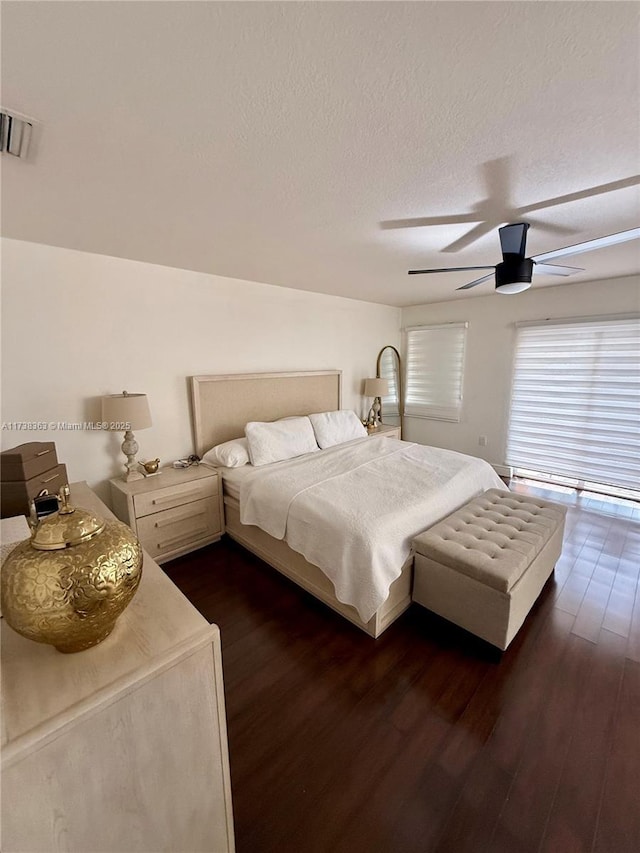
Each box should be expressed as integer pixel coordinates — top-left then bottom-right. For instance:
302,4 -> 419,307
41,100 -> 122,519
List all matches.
164,482 -> 640,853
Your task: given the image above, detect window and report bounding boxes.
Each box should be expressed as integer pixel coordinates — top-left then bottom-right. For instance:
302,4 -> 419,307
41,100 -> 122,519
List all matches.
506,316 -> 640,493
404,322 -> 467,421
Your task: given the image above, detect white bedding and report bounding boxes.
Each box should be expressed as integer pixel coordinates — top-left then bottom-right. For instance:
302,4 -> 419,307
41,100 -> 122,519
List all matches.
220,464 -> 259,501
239,437 -> 504,622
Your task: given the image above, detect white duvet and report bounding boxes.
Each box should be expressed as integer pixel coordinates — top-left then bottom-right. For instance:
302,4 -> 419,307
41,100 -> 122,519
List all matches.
239,437 -> 504,622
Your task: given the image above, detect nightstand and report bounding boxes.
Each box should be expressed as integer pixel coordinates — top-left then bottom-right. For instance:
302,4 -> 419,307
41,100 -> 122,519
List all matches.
110,465 -> 224,563
367,423 -> 402,440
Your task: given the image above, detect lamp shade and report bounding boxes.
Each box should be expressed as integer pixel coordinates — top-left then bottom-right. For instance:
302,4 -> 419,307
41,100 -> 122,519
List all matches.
363,378 -> 389,397
101,392 -> 152,431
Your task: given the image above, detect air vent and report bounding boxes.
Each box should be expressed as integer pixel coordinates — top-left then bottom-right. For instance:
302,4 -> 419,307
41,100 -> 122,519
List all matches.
0,110 -> 33,158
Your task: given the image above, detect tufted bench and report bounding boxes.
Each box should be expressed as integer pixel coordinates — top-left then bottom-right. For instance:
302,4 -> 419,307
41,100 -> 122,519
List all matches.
412,489 -> 567,650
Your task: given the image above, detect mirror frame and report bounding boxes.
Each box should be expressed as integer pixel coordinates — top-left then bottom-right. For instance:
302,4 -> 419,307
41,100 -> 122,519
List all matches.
376,345 -> 403,434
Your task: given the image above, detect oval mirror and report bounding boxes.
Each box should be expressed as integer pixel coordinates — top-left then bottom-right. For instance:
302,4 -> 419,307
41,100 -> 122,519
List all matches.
376,345 -> 403,435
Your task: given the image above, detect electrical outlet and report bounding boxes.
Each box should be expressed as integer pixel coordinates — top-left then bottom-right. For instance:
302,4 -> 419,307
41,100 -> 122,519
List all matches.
478,435 -> 488,447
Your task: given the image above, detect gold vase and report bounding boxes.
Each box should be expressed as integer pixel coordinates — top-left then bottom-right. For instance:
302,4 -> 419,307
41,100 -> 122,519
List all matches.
1,485 -> 143,653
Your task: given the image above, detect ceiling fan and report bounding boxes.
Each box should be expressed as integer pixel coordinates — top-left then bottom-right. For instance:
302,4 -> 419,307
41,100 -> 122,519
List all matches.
408,223 -> 640,293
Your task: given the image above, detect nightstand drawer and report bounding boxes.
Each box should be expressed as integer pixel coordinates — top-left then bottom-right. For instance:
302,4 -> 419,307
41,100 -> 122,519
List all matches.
379,427 -> 401,439
137,497 -> 221,559
367,424 -> 401,440
134,476 -> 219,518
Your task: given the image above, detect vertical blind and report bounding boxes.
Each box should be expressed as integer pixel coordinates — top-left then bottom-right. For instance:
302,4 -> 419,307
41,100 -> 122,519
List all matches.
506,316 -> 640,491
404,323 -> 467,421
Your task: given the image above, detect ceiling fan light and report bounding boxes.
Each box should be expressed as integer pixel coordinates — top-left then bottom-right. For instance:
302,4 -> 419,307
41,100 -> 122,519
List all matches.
495,280 -> 531,294
495,257 -> 534,294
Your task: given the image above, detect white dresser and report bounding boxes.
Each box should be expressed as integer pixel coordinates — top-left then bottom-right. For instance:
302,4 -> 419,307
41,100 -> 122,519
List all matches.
1,482 -> 234,853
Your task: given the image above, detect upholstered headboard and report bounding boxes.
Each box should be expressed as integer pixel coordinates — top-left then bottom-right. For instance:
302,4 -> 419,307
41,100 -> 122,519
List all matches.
190,370 -> 342,457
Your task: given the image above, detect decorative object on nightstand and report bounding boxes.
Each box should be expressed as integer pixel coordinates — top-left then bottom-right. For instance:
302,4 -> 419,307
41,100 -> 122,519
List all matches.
363,377 -> 389,429
139,458 -> 160,476
1,484 -> 143,653
102,391 -> 152,482
110,464 -> 224,563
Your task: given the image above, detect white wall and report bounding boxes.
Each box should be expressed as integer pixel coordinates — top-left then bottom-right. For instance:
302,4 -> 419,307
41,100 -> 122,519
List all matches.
1,239 -> 400,502
401,276 -> 639,471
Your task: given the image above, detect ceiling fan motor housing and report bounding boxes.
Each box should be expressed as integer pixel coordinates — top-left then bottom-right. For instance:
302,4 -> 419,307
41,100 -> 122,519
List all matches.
495,255 -> 534,292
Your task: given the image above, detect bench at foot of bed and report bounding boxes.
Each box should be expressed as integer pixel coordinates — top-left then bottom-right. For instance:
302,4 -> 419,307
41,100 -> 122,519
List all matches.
412,489 -> 567,650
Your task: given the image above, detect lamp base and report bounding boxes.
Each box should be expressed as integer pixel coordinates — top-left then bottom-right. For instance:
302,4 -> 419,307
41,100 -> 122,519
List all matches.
122,430 -> 144,482
367,397 -> 382,429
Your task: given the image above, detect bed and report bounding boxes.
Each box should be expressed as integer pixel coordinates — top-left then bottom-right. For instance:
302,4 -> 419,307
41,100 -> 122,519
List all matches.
190,370 -> 503,637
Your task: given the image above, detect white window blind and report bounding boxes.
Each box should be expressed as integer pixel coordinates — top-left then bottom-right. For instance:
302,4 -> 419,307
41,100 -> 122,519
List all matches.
506,316 -> 640,492
404,323 -> 467,421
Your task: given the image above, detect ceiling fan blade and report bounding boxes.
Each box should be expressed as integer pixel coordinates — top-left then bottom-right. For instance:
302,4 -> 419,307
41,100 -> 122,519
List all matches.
533,262 -> 583,277
456,273 -> 495,290
533,228 -> 640,263
408,265 -> 495,276
499,222 -> 529,257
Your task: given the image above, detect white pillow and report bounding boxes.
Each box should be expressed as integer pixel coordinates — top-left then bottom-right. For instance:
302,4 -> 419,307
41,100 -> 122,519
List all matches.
309,410 -> 367,449
245,417 -> 318,467
201,437 -> 250,468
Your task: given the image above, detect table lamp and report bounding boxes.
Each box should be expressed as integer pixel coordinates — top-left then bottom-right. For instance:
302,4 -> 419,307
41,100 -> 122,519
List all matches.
102,392 -> 152,481
363,378 -> 389,429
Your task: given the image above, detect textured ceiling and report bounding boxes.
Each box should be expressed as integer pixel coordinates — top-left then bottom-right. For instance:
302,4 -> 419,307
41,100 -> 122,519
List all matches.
1,1 -> 639,306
